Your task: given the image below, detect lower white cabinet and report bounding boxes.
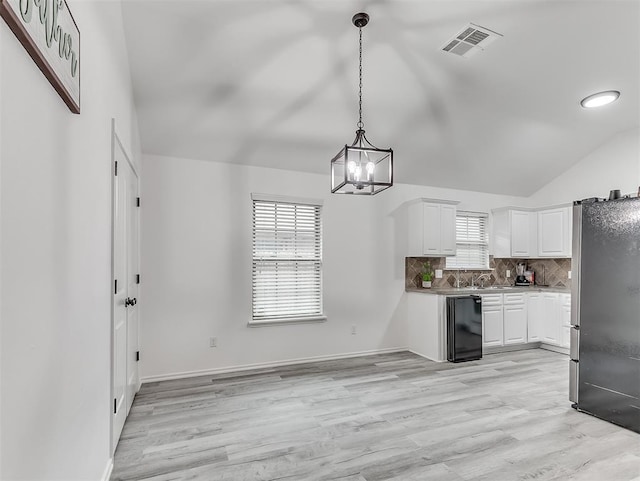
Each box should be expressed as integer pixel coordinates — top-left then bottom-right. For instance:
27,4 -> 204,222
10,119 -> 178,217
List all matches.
542,293 -> 561,344
482,305 -> 504,347
481,291 -> 570,350
527,292 -> 571,348
481,294 -> 503,348
481,293 -> 528,348
527,293 -> 543,342
504,304 -> 527,344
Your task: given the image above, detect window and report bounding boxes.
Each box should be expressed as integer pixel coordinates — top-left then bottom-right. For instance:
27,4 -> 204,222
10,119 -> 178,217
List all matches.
446,211 -> 489,270
251,194 -> 325,325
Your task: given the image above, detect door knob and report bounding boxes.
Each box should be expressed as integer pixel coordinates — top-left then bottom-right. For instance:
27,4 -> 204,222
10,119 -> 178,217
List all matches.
125,297 -> 137,307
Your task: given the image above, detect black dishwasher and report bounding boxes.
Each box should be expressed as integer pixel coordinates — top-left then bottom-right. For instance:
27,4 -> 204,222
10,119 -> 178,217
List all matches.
447,295 -> 483,362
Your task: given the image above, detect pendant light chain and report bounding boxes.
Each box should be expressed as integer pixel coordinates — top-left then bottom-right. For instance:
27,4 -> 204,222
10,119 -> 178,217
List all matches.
357,26 -> 364,130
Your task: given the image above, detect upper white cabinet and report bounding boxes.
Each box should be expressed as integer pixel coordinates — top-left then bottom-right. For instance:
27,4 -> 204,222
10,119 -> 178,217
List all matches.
538,207 -> 571,257
492,205 -> 571,258
511,211 -> 537,257
492,209 -> 537,258
408,199 -> 458,256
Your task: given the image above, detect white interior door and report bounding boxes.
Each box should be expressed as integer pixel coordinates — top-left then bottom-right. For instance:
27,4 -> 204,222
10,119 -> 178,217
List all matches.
112,133 -> 128,453
111,123 -> 140,454
125,157 -> 140,414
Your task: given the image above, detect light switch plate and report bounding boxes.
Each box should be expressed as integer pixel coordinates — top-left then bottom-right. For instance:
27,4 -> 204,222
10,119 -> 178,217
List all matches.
568,270 -> 572,279
435,269 -> 443,279
506,270 -> 511,278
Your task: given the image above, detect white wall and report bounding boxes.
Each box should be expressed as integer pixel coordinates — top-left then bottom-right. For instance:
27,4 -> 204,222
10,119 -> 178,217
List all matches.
0,1 -> 140,480
528,128 -> 640,206
140,154 -> 525,379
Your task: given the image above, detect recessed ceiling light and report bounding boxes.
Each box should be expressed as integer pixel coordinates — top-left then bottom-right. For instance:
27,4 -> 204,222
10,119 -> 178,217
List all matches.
580,90 -> 620,109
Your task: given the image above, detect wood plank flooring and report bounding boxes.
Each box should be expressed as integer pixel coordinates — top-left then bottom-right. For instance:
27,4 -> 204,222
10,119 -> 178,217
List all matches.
111,350 -> 640,481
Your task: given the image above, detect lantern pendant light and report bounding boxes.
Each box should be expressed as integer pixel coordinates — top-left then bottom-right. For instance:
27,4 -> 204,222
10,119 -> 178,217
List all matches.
331,12 -> 393,195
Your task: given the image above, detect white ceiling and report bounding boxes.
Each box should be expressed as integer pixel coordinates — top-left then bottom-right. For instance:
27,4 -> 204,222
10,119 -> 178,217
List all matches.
121,0 -> 640,196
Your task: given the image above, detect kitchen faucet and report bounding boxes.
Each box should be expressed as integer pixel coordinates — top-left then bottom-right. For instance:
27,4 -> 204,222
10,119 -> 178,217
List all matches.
472,273 -> 491,288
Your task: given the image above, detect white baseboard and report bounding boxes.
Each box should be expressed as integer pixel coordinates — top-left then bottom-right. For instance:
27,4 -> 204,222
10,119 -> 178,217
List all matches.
540,343 -> 569,355
407,349 -> 446,363
101,458 -> 113,481
140,347 -> 408,383
483,342 -> 541,355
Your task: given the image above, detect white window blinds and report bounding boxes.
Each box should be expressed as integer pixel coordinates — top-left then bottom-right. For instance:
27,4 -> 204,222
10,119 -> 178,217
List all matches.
446,211 -> 489,270
252,195 -> 324,324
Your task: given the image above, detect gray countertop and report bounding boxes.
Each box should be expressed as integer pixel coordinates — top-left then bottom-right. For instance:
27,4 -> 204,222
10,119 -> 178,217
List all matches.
406,286 -> 571,295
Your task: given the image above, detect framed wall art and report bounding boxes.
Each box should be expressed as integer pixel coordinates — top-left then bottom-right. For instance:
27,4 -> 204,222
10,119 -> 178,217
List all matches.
0,0 -> 80,113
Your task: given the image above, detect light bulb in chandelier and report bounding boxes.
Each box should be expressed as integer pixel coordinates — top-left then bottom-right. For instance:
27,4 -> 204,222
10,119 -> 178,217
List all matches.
354,164 -> 362,181
366,161 -> 375,175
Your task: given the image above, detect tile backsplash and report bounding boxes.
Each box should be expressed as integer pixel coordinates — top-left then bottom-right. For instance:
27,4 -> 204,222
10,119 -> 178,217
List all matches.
405,257 -> 571,289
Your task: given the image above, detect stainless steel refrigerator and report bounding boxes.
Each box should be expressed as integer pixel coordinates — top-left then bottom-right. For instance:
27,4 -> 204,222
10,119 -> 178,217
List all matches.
570,196 -> 640,433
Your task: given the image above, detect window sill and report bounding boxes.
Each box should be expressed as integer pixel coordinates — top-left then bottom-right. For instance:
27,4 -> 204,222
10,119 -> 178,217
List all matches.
248,316 -> 327,327
444,268 -> 493,272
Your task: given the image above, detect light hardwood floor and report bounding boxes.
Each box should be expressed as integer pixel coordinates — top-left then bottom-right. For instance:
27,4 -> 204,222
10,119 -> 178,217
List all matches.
111,349 -> 640,481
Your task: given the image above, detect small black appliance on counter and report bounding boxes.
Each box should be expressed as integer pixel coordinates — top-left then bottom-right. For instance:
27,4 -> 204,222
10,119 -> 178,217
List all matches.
515,261 -> 534,286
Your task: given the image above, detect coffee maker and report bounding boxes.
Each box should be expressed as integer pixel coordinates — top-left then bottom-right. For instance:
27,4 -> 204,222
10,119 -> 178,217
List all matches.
515,262 -> 531,286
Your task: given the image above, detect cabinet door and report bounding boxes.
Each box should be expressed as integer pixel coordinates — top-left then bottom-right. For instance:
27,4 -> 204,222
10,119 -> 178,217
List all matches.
422,203 -> 441,255
542,293 -> 560,345
440,204 -> 457,256
511,211 -> 532,257
482,306 -> 504,347
527,293 -> 542,342
504,304 -> 527,345
538,208 -> 569,257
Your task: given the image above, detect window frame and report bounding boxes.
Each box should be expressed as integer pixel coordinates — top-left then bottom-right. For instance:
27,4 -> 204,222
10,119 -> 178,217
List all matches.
445,211 -> 490,270
250,193 -> 326,326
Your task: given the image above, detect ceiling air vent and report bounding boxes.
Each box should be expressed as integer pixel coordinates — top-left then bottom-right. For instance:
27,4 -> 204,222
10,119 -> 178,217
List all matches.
441,23 -> 502,58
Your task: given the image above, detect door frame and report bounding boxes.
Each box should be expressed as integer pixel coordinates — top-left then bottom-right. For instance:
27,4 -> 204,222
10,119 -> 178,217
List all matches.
110,119 -> 141,455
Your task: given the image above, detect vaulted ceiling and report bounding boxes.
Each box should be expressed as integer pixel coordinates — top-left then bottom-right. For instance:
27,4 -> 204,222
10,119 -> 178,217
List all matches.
121,0 -> 640,196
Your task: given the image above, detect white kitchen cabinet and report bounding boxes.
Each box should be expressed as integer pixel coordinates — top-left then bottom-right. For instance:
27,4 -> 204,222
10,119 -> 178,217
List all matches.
503,294 -> 527,345
407,293 -> 446,362
481,294 -> 504,347
491,209 -> 537,258
439,204 -> 457,256
482,306 -> 504,347
408,199 -> 458,256
538,207 -> 571,257
491,204 -> 571,259
511,211 -> 537,257
541,293 -> 561,345
527,292 -> 543,342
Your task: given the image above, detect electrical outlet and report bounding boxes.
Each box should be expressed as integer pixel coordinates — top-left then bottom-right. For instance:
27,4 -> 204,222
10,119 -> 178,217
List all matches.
568,270 -> 572,279
506,270 -> 511,278
351,326 -> 356,335
435,269 -> 443,279
209,337 -> 217,348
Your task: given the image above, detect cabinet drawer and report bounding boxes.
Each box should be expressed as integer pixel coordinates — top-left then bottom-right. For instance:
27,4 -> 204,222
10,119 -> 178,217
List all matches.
481,294 -> 502,307
503,293 -> 525,305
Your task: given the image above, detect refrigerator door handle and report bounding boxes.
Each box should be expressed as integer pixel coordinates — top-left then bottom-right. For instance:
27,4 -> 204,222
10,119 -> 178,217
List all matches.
570,325 -> 579,360
571,203 -> 582,328
569,359 -> 579,404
